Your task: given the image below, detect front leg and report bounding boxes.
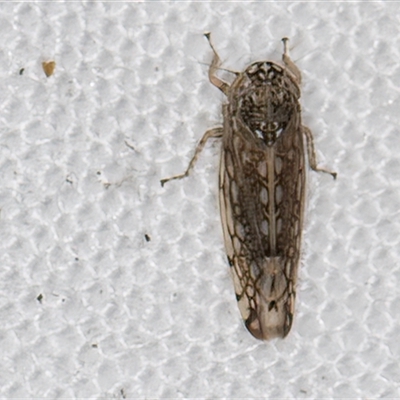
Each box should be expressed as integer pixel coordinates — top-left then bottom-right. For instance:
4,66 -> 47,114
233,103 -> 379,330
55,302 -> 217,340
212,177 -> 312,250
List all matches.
281,37 -> 302,85
204,33 -> 231,96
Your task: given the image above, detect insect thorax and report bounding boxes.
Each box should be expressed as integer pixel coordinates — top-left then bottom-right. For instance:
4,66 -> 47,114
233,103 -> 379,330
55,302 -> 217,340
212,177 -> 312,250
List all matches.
232,62 -> 301,147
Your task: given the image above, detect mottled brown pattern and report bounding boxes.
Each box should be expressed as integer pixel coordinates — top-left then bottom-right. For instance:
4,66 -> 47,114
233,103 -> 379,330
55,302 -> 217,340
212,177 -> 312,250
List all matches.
217,39 -> 334,340
161,35 -> 335,340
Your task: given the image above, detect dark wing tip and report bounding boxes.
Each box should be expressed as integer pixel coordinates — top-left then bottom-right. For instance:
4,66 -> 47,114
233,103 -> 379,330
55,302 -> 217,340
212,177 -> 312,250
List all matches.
244,306 -> 293,340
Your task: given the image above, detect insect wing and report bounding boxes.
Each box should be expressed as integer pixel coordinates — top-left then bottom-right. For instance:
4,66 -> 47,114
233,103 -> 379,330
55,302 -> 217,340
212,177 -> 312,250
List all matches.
219,82 -> 306,340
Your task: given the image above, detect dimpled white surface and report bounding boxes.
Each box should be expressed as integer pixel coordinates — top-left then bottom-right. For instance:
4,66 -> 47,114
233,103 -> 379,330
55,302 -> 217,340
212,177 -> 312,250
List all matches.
0,2 -> 399,398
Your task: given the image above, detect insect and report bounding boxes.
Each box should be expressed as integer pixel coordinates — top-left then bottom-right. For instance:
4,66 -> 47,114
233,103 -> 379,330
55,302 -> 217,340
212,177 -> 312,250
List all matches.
161,34 -> 336,340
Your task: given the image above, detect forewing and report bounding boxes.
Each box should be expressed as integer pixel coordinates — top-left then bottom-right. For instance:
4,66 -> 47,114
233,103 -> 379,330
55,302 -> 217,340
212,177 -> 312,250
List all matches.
219,115 -> 306,340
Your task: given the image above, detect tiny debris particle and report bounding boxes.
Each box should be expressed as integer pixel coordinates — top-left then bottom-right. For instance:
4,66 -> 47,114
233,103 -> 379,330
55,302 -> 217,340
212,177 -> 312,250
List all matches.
144,234 -> 151,242
124,140 -> 135,151
37,294 -> 43,303
42,61 -> 56,77
19,68 -> 25,75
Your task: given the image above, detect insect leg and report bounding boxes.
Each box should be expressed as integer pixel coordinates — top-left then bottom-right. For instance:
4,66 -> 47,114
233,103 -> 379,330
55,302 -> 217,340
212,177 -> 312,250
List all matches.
281,37 -> 302,85
160,127 -> 223,186
302,126 -> 337,179
204,33 -> 232,96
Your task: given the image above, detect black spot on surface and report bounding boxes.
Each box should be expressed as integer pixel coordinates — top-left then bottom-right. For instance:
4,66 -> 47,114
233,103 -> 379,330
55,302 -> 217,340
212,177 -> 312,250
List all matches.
268,300 -> 276,311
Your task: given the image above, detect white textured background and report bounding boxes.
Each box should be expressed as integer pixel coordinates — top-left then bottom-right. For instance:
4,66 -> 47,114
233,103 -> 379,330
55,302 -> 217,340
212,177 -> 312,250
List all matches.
0,2 -> 399,398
